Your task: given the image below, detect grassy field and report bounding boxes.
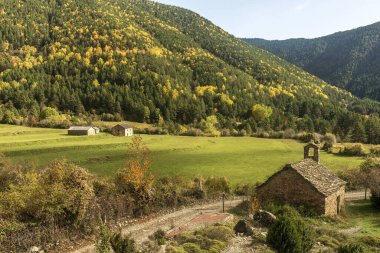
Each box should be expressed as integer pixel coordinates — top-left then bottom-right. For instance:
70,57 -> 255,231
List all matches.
0,124 -> 364,184
309,200 -> 380,250
345,200 -> 380,237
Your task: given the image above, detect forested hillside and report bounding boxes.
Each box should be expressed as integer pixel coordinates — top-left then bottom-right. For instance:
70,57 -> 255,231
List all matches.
244,22 -> 380,101
1,0 -> 380,142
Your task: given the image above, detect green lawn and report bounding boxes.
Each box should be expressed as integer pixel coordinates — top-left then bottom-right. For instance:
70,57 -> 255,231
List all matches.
0,124 -> 363,184
346,200 -> 380,237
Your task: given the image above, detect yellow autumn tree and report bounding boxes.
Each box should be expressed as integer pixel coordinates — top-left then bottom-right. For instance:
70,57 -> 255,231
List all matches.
115,136 -> 154,216
252,104 -> 273,122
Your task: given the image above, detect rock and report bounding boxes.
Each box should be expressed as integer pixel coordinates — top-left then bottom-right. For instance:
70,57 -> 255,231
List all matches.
253,209 -> 277,227
28,246 -> 44,253
234,219 -> 253,236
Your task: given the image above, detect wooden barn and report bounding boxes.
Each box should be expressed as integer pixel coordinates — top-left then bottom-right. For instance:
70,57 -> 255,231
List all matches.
68,126 -> 97,136
256,143 -> 346,216
111,124 -> 134,136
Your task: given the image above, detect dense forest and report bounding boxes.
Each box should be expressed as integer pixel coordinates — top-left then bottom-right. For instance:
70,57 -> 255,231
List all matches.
244,22 -> 380,101
1,0 -> 380,143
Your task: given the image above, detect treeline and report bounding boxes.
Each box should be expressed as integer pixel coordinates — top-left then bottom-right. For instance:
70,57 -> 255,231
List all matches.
1,0 -> 380,142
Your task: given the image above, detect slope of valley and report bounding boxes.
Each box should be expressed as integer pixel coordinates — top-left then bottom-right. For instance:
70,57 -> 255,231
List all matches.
0,0 -> 380,142
244,22 -> 380,101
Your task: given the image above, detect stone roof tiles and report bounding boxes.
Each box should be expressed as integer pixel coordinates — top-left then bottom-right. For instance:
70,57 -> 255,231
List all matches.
289,159 -> 346,196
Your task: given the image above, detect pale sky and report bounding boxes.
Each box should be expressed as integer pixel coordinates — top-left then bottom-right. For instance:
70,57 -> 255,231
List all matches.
154,0 -> 380,40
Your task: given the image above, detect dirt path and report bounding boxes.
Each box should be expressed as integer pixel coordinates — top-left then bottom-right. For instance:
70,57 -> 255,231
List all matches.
71,199 -> 242,253
225,236 -> 254,253
69,191 -> 363,253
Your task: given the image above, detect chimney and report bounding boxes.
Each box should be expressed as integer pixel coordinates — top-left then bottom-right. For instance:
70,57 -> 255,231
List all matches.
304,142 -> 320,163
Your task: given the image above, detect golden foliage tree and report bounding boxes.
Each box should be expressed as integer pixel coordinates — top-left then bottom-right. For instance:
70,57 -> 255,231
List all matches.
115,136 -> 155,216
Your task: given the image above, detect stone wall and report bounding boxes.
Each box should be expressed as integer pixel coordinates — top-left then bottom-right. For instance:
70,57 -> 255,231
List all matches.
324,186 -> 345,216
257,167 -> 325,214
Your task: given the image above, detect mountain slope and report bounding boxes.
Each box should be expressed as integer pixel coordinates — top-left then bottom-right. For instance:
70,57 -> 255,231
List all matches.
244,22 -> 380,100
1,0 -> 380,142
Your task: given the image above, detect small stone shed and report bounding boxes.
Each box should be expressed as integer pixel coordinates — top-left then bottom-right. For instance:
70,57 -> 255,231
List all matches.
256,143 -> 346,216
111,124 -> 134,136
68,126 -> 97,136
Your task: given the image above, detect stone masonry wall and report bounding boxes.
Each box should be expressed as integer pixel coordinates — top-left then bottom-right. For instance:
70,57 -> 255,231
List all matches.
257,168 -> 325,214
324,186 -> 345,216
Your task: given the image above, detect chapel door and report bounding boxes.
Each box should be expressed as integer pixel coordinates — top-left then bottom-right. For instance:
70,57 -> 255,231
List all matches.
336,196 -> 341,214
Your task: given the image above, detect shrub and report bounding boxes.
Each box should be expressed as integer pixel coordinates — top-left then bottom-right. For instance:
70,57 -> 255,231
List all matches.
0,154 -> 23,191
230,129 -> 239,136
175,124 -> 188,135
185,183 -> 206,200
2,110 -> 17,124
359,235 -> 380,248
254,129 -> 269,138
295,132 -> 314,143
184,128 -> 203,136
239,129 -> 247,136
369,147 -> 380,157
95,223 -> 111,253
151,229 -> 167,245
233,184 -> 252,196
167,246 -> 187,253
317,235 -> 340,248
0,160 -> 95,227
267,206 -> 315,253
341,144 -> 366,156
338,243 -> 365,253
40,107 -> 59,120
204,176 -> 231,195
337,168 -> 362,191
252,104 -> 273,122
220,129 -> 231,137
195,225 -> 234,242
269,131 -> 285,139
175,225 -> 232,252
110,232 -> 136,253
181,243 -> 203,253
283,129 -> 296,139
322,133 -> 337,150
267,216 -> 302,253
208,240 -> 226,253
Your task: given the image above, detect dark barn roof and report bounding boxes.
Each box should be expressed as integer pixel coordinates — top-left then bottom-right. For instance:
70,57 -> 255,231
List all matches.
114,124 -> 133,129
258,159 -> 346,197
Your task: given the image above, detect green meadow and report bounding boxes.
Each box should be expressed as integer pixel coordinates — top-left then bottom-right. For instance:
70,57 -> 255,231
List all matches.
0,124 -> 363,184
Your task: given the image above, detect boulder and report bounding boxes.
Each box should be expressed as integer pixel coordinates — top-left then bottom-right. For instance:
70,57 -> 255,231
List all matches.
233,219 -> 253,236
253,209 -> 277,227
28,246 -> 44,253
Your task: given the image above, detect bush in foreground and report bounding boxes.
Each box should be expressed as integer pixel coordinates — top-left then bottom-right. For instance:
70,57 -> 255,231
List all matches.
110,232 -> 137,253
174,224 -> 234,253
267,206 -> 315,253
151,229 -> 167,246
338,243 -> 365,253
